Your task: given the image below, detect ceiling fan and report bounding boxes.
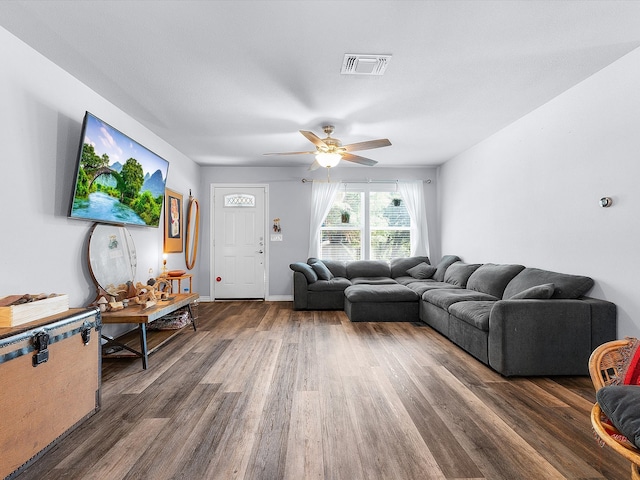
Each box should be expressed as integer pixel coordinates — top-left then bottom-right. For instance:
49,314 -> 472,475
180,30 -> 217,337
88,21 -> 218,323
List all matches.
264,125 -> 391,170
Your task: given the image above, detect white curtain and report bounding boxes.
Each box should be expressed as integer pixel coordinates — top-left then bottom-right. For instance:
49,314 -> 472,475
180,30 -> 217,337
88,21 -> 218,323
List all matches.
308,181 -> 340,259
398,181 -> 430,256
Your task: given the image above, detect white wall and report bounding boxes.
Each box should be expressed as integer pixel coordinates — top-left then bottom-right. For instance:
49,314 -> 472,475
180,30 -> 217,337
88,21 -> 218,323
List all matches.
0,27 -> 201,330
199,166 -> 438,299
439,47 -> 640,338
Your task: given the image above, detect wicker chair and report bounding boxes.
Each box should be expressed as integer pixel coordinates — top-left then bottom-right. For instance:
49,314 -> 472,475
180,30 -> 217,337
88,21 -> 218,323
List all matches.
589,339 -> 640,480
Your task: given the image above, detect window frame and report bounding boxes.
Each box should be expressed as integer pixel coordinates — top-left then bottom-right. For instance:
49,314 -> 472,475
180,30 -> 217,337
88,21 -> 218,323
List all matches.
319,183 -> 412,261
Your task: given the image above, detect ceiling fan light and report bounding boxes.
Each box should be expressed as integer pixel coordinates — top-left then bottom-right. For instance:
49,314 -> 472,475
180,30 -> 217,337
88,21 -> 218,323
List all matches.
315,152 -> 341,168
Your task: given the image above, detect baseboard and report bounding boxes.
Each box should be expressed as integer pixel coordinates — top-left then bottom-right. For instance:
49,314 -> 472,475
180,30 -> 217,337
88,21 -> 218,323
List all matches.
266,295 -> 293,302
195,295 -> 292,303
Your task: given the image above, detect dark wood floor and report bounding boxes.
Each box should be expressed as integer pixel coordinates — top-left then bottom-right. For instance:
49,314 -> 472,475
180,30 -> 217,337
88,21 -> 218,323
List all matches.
15,301 -> 629,479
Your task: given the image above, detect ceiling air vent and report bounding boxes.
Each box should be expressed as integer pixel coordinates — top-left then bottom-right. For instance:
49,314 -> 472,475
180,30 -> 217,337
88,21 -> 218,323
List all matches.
341,54 -> 391,76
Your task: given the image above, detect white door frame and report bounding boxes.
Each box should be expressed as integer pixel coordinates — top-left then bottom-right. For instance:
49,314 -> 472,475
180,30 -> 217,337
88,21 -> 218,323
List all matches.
210,183 -> 269,300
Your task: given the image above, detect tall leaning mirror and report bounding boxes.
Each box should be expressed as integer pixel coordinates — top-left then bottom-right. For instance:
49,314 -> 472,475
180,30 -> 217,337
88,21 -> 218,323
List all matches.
88,223 -> 137,301
185,193 -> 200,270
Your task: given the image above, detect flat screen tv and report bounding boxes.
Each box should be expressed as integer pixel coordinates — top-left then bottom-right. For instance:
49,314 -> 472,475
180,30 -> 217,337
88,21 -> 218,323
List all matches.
69,112 -> 170,228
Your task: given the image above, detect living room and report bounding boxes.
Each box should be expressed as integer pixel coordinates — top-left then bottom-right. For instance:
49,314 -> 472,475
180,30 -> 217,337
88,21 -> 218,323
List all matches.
2,1 -> 639,338
1,1 -> 640,478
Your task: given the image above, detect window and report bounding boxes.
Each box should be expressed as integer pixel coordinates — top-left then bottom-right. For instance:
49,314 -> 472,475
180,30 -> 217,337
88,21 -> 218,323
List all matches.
370,191 -> 411,260
321,191 -> 362,261
320,186 -> 411,261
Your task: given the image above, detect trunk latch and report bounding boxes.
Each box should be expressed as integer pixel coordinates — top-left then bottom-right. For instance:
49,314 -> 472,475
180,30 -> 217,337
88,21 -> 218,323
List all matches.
32,331 -> 50,367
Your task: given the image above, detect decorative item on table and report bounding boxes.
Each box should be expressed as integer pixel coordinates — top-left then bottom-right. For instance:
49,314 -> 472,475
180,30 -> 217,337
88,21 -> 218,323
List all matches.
1,293 -> 52,306
96,297 -> 109,312
108,301 -> 124,311
168,270 -> 186,277
161,253 -> 168,275
151,277 -> 172,296
0,293 -> 69,327
91,281 -> 137,312
102,282 -> 135,302
131,279 -> 171,309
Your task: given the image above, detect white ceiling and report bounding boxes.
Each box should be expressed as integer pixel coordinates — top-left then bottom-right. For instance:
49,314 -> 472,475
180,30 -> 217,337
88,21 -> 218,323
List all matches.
2,1 -> 640,168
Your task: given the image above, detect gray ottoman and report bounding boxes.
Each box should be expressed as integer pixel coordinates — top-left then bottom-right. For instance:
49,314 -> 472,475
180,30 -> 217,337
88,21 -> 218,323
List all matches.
344,284 -> 419,322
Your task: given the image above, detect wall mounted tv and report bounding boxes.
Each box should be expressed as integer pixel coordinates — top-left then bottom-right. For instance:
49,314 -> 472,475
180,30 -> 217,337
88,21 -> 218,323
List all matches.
69,112 -> 170,228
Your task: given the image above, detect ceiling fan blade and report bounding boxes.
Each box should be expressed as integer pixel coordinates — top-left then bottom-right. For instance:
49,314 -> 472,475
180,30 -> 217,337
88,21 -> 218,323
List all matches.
343,139 -> 391,152
308,159 -> 321,171
300,130 -> 328,148
341,153 -> 378,166
263,151 -> 316,156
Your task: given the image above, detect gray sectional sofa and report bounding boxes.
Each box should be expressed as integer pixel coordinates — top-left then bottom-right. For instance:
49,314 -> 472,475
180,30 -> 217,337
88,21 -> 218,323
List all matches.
290,255 -> 617,376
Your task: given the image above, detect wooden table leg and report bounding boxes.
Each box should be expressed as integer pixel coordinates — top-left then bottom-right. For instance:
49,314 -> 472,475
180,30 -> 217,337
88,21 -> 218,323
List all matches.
187,303 -> 197,331
139,323 -> 148,369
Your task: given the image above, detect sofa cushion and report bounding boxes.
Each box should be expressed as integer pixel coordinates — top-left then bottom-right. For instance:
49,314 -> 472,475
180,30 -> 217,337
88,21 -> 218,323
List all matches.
503,267 -> 594,299
596,385 -> 640,448
394,276 -> 422,286
346,260 -> 391,279
466,263 -> 525,298
308,277 -> 352,292
405,281 -> 462,296
509,283 -> 555,300
448,301 -> 495,331
351,277 -> 398,285
310,261 -> 333,280
432,255 -> 461,282
308,258 -> 348,278
390,256 -> 430,278
444,262 -> 482,287
344,284 -> 419,303
406,262 -> 437,280
423,288 -> 498,310
290,262 -> 318,283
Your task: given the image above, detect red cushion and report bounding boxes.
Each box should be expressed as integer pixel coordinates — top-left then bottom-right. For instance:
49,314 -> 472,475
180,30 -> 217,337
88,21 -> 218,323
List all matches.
618,338 -> 640,385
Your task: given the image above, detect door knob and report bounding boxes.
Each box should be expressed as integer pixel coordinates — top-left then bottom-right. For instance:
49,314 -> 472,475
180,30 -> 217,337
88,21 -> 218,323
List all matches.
258,250 -> 264,254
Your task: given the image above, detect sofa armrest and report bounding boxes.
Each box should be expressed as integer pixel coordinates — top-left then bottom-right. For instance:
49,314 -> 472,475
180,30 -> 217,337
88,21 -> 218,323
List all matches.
293,271 -> 309,310
581,296 -> 617,348
488,299 -> 591,376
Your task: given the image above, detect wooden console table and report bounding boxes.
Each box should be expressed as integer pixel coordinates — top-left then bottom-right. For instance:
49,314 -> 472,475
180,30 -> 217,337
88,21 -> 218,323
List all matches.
100,293 -> 199,369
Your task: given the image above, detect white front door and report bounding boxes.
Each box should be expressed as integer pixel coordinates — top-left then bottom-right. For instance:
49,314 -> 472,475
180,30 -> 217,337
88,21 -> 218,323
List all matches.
212,186 -> 266,299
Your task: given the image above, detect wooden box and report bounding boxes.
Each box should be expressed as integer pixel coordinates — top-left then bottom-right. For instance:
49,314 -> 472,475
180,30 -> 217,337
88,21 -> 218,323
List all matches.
0,294 -> 69,327
0,308 -> 101,479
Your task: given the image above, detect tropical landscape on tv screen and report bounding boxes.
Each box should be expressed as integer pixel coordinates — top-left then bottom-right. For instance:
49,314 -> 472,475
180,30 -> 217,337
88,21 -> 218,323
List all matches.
70,113 -> 169,227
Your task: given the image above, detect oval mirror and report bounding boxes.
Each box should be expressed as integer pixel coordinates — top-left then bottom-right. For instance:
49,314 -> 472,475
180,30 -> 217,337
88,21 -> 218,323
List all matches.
88,223 -> 137,299
185,195 -> 200,270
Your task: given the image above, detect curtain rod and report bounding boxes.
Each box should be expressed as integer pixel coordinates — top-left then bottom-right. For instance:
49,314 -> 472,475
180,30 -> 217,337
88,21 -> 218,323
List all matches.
301,178 -> 432,184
